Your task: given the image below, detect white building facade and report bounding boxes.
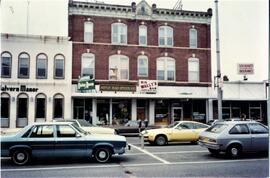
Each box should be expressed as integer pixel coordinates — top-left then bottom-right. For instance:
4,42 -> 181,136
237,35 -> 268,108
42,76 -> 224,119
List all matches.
1,34 -> 72,128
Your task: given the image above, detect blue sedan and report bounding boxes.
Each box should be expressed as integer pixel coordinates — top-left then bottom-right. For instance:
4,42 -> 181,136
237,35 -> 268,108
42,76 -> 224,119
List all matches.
1,122 -> 128,165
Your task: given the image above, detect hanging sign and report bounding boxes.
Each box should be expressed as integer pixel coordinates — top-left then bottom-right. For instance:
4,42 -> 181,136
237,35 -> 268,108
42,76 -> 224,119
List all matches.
77,76 -> 95,90
139,80 -> 158,94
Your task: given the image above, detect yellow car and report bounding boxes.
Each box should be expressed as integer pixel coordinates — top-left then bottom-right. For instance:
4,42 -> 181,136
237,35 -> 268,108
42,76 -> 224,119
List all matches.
141,121 -> 209,146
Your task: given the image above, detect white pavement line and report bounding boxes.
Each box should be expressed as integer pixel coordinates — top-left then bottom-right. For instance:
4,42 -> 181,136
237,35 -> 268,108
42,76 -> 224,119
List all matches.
125,150 -> 208,156
129,144 -> 171,164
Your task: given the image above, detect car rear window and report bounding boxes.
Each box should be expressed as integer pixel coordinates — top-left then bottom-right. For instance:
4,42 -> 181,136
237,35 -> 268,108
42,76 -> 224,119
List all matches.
206,124 -> 228,133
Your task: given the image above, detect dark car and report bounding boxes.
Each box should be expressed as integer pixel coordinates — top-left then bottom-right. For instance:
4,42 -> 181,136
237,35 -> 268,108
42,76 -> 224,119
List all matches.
1,122 -> 128,165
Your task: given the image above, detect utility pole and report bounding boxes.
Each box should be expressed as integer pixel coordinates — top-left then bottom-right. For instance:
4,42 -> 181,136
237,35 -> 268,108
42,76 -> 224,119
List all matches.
26,0 -> 30,35
214,0 -> 223,121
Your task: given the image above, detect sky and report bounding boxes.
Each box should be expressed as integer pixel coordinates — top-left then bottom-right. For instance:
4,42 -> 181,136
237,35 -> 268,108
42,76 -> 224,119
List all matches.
1,0 -> 269,82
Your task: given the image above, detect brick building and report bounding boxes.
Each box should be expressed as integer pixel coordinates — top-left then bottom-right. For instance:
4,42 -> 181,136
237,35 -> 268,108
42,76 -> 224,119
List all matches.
68,0 -> 214,126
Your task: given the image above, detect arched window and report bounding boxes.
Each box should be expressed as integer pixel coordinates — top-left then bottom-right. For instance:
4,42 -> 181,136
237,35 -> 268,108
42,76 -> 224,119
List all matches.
18,53 -> 30,78
139,25 -> 147,46
1,52 -> 12,78
109,55 -> 129,80
35,93 -> 46,122
156,57 -> 175,81
53,94 -> 64,119
54,54 -> 65,79
158,26 -> 173,46
111,23 -> 127,44
137,55 -> 148,77
188,57 -> 199,82
81,53 -> 95,79
1,93 -> 10,128
84,21 -> 93,43
17,93 -> 28,127
36,53 -> 47,79
189,28 -> 197,48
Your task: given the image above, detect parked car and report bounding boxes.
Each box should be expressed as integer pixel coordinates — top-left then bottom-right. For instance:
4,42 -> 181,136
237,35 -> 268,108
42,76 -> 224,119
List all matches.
1,122 -> 128,165
112,120 -> 160,136
141,121 -> 209,146
198,120 -> 268,158
54,119 -> 117,135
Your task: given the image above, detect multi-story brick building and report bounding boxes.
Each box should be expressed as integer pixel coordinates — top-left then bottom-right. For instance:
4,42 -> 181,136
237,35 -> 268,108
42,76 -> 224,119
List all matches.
69,0 -> 214,126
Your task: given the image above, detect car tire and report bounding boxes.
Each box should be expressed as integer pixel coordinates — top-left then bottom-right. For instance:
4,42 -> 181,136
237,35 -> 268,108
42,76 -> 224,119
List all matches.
226,144 -> 242,158
208,148 -> 220,155
155,135 -> 167,146
94,147 -> 112,163
11,149 -> 30,165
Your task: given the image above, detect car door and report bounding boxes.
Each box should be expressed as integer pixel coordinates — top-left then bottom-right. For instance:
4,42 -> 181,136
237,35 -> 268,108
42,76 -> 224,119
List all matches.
171,122 -> 196,141
28,125 -> 55,157
248,123 -> 269,151
228,124 -> 252,151
54,125 -> 87,157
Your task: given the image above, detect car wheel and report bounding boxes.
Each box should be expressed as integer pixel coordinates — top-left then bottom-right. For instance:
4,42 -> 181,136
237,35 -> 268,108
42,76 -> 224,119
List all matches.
208,148 -> 220,155
11,149 -> 30,165
226,144 -> 242,158
155,135 -> 167,146
94,147 -> 112,163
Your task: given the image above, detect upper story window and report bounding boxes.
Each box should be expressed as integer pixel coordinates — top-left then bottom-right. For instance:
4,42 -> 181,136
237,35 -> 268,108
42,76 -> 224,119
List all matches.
81,53 -> 95,79
84,21 -> 93,43
188,57 -> 199,82
139,25 -> 147,46
54,54 -> 65,79
111,23 -> 127,44
158,26 -> 173,47
18,53 -> 30,78
137,55 -> 148,77
36,53 -> 47,79
156,57 -> 175,81
109,55 -> 129,80
189,28 -> 197,48
1,52 -> 12,78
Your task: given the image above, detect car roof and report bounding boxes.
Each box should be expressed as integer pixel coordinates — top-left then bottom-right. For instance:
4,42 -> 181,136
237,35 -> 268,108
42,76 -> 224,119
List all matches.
216,120 -> 260,125
31,122 -> 73,126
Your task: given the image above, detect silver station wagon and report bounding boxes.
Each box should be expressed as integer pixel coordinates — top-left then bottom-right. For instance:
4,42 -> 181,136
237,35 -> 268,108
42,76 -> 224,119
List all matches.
198,120 -> 268,158
1,122 -> 128,165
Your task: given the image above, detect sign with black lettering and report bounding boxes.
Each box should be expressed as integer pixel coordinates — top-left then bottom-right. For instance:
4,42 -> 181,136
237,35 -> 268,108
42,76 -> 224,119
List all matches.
100,84 -> 136,92
1,85 -> 39,92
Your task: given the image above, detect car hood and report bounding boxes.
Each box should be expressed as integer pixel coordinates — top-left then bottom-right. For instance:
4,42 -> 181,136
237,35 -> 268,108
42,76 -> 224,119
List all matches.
81,126 -> 115,134
84,134 -> 126,142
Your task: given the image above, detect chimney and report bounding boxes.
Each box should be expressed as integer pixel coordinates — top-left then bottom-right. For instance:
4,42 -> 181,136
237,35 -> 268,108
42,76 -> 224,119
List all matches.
131,2 -> 136,12
152,4 -> 157,13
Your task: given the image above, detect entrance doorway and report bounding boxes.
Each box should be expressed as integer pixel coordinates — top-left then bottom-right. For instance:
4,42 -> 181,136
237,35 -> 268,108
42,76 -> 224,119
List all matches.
172,107 -> 183,123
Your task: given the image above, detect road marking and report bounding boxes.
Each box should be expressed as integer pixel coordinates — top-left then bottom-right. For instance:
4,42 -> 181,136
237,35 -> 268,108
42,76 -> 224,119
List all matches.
125,150 -> 208,156
1,158 -> 267,172
129,144 -> 171,164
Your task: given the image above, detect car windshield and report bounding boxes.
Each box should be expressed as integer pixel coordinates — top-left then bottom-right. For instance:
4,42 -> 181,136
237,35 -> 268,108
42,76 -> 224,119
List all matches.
167,122 -> 179,128
206,124 -> 228,133
71,123 -> 88,135
77,120 -> 92,127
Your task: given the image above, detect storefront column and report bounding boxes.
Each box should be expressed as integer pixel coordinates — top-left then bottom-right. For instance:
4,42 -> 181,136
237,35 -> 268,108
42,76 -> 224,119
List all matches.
28,96 -> 35,125
92,98 -> 97,125
131,99 -> 137,121
149,100 -> 155,125
10,95 -> 17,128
109,98 -> 112,125
206,99 -> 213,122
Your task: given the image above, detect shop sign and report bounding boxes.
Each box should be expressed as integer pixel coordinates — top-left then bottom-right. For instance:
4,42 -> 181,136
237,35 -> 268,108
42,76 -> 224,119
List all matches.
139,80 -> 158,94
1,85 -> 39,92
237,63 -> 254,75
77,76 -> 95,91
100,84 -> 136,92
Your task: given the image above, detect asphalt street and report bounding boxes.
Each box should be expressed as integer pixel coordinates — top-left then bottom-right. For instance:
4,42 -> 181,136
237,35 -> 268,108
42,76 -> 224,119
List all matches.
1,137 -> 269,178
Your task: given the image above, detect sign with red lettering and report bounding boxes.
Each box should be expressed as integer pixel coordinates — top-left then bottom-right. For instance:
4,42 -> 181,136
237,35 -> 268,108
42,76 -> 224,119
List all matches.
139,80 -> 158,94
237,63 -> 254,75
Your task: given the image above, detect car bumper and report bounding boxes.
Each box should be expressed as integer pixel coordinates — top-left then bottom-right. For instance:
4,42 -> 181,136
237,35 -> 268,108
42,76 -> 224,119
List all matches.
198,140 -> 221,150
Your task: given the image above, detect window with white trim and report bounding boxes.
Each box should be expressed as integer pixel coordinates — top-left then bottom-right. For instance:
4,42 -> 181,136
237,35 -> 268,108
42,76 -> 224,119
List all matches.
18,53 -> 30,78
84,21 -> 93,43
81,53 -> 95,79
111,23 -> 127,44
109,55 -> 129,80
36,54 -> 47,79
189,28 -> 197,48
188,58 -> 199,82
1,52 -> 12,78
54,54 -> 65,79
158,26 -> 173,46
139,25 -> 147,46
137,55 -> 148,77
156,57 -> 175,81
